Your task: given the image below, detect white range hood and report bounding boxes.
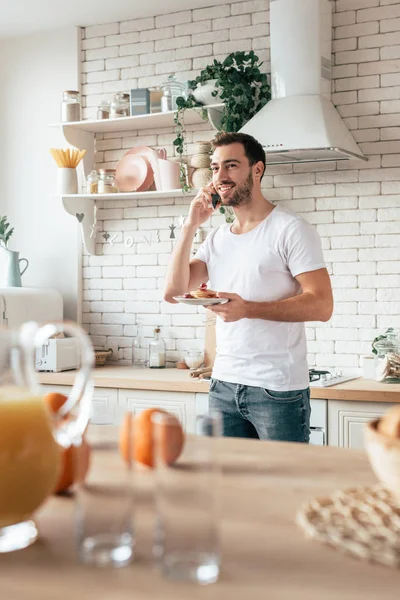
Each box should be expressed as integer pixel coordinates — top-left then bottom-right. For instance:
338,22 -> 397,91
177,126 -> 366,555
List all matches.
240,0 -> 367,164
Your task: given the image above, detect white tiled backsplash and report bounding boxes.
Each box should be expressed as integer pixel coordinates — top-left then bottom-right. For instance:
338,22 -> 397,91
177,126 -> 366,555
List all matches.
81,0 -> 400,369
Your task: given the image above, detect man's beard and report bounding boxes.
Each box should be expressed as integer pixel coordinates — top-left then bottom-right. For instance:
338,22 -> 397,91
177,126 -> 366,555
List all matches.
221,171 -> 253,207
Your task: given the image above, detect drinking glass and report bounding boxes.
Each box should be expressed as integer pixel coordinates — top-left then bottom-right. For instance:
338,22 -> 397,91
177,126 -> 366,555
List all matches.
75,422 -> 134,567
152,412 -> 221,585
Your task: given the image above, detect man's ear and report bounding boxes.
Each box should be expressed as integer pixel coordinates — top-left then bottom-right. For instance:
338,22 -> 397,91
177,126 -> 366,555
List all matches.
254,161 -> 265,180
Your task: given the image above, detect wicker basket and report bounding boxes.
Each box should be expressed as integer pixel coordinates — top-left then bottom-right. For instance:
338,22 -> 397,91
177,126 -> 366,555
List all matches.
191,153 -> 211,168
94,348 -> 113,367
192,168 -> 212,188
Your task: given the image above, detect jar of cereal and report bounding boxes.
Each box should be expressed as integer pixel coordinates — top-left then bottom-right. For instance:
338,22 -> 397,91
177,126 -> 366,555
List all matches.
98,169 -> 118,194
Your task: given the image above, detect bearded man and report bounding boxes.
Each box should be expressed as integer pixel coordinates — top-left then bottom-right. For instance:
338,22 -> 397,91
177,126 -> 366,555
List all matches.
164,132 -> 333,441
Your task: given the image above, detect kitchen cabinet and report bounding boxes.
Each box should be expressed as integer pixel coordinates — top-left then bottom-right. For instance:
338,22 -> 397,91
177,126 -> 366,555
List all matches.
41,384 -> 118,426
118,389 -> 196,432
328,400 -> 394,450
42,378 -> 397,446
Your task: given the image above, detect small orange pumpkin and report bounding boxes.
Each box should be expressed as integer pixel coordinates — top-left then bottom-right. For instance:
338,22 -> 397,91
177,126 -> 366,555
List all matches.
44,391 -> 91,493
120,408 -> 184,468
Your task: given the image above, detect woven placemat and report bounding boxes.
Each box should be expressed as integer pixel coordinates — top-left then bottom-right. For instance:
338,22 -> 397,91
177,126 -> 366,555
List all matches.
296,485 -> 400,568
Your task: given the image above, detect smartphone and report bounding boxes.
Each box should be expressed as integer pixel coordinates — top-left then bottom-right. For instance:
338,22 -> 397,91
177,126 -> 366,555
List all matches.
211,193 -> 221,209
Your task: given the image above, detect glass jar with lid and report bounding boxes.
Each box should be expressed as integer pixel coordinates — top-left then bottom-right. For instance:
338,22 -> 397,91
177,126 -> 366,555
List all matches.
61,90 -> 81,122
86,170 -> 100,194
160,74 -> 186,112
110,93 -> 130,118
97,100 -> 110,120
98,169 -> 118,194
373,330 -> 400,382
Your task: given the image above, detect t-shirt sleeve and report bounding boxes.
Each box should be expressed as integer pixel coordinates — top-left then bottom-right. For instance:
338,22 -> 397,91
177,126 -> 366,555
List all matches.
193,240 -> 209,264
193,230 -> 213,264
282,217 -> 326,278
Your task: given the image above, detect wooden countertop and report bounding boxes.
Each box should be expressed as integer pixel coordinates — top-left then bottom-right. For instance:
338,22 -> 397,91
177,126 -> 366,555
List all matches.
1,437 -> 398,600
39,366 -> 400,403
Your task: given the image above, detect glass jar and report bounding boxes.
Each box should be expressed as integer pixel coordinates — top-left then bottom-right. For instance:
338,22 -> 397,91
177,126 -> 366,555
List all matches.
98,169 -> 118,194
61,90 -> 81,122
149,327 -> 166,369
110,92 -> 130,118
184,349 -> 204,370
160,74 -> 186,112
86,170 -> 100,194
373,331 -> 400,382
97,100 -> 110,120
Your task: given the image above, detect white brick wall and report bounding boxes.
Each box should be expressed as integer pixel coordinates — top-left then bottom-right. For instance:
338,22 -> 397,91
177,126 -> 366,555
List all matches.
80,0 -> 400,370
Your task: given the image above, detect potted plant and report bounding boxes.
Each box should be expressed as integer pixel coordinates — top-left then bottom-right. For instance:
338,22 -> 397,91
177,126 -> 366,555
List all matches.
0,216 -> 14,249
0,216 -> 29,287
173,51 -> 271,217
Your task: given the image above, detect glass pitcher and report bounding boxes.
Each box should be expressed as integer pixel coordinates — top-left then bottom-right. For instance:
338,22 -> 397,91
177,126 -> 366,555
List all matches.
0,321 -> 94,553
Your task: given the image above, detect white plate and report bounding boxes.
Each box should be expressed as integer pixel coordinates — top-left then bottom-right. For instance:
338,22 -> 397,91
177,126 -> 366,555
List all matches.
173,296 -> 229,306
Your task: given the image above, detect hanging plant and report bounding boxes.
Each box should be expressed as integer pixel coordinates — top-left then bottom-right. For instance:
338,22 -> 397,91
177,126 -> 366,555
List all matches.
173,96 -> 208,193
173,50 -> 271,219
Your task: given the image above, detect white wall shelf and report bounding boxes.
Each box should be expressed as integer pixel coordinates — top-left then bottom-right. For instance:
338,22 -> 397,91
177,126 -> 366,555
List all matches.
61,189 -> 198,255
50,103 -> 224,134
51,103 -> 222,255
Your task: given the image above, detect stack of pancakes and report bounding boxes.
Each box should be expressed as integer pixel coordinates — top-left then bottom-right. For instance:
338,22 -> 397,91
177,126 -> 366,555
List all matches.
191,287 -> 218,299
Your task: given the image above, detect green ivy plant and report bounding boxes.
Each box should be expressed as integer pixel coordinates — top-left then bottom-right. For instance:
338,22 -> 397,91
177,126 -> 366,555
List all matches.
173,50 -> 271,217
173,95 -> 208,193
0,216 -> 14,248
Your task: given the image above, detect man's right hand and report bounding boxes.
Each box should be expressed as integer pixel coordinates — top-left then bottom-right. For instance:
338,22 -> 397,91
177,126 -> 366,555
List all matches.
185,185 -> 216,229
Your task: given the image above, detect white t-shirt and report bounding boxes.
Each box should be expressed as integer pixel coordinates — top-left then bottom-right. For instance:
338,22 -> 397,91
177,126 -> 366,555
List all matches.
194,205 -> 326,391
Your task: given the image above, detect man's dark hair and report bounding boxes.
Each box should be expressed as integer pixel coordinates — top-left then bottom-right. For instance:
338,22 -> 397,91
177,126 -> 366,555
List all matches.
211,132 -> 266,180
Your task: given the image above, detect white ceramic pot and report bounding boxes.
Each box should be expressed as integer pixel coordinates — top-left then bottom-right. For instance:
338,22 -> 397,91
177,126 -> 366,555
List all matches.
158,158 -> 181,191
192,80 -> 223,105
57,168 -> 78,195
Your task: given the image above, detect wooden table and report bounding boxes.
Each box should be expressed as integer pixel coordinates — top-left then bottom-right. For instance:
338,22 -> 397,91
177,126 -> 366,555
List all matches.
2,438 -> 399,599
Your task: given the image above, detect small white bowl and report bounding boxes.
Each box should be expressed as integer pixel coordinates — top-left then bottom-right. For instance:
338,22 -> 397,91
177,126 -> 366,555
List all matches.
364,419 -> 400,502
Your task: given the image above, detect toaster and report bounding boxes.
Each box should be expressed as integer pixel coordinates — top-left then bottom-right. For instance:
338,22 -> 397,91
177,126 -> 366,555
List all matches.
35,338 -> 80,372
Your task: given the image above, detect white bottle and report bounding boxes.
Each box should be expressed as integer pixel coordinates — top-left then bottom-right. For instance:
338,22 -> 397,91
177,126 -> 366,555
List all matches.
149,327 -> 166,369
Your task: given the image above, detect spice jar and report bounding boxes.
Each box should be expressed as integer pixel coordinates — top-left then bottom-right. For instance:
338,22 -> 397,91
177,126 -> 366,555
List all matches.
86,170 -> 100,194
110,93 -> 130,118
373,331 -> 400,382
97,100 -> 110,120
160,74 -> 186,112
61,90 -> 81,122
98,169 -> 118,194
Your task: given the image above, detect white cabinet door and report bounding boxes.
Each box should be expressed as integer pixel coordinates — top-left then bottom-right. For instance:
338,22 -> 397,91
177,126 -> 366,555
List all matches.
90,388 -> 118,425
118,389 -> 196,433
40,384 -> 118,425
195,393 -> 210,417
328,400 -> 394,450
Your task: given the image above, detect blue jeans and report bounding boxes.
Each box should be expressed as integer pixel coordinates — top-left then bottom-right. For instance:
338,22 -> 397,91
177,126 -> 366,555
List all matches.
209,379 -> 311,442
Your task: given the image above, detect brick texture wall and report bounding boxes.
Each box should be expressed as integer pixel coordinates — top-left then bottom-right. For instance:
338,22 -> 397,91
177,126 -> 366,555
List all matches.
81,0 -> 400,370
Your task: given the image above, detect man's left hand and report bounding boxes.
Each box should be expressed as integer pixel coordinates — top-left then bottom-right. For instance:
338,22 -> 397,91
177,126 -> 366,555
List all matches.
208,292 -> 248,322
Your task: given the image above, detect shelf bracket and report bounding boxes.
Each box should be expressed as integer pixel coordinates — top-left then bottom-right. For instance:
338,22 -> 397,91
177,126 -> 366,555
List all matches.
62,197 -> 96,255
207,105 -> 224,130
62,126 -> 94,181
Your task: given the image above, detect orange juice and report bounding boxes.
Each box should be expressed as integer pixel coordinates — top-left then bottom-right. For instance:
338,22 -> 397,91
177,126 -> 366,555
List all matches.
0,387 -> 61,528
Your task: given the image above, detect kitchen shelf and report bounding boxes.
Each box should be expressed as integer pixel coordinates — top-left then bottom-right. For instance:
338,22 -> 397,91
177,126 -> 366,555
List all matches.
61,189 -> 198,255
50,103 -> 224,134
51,103 -> 223,255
